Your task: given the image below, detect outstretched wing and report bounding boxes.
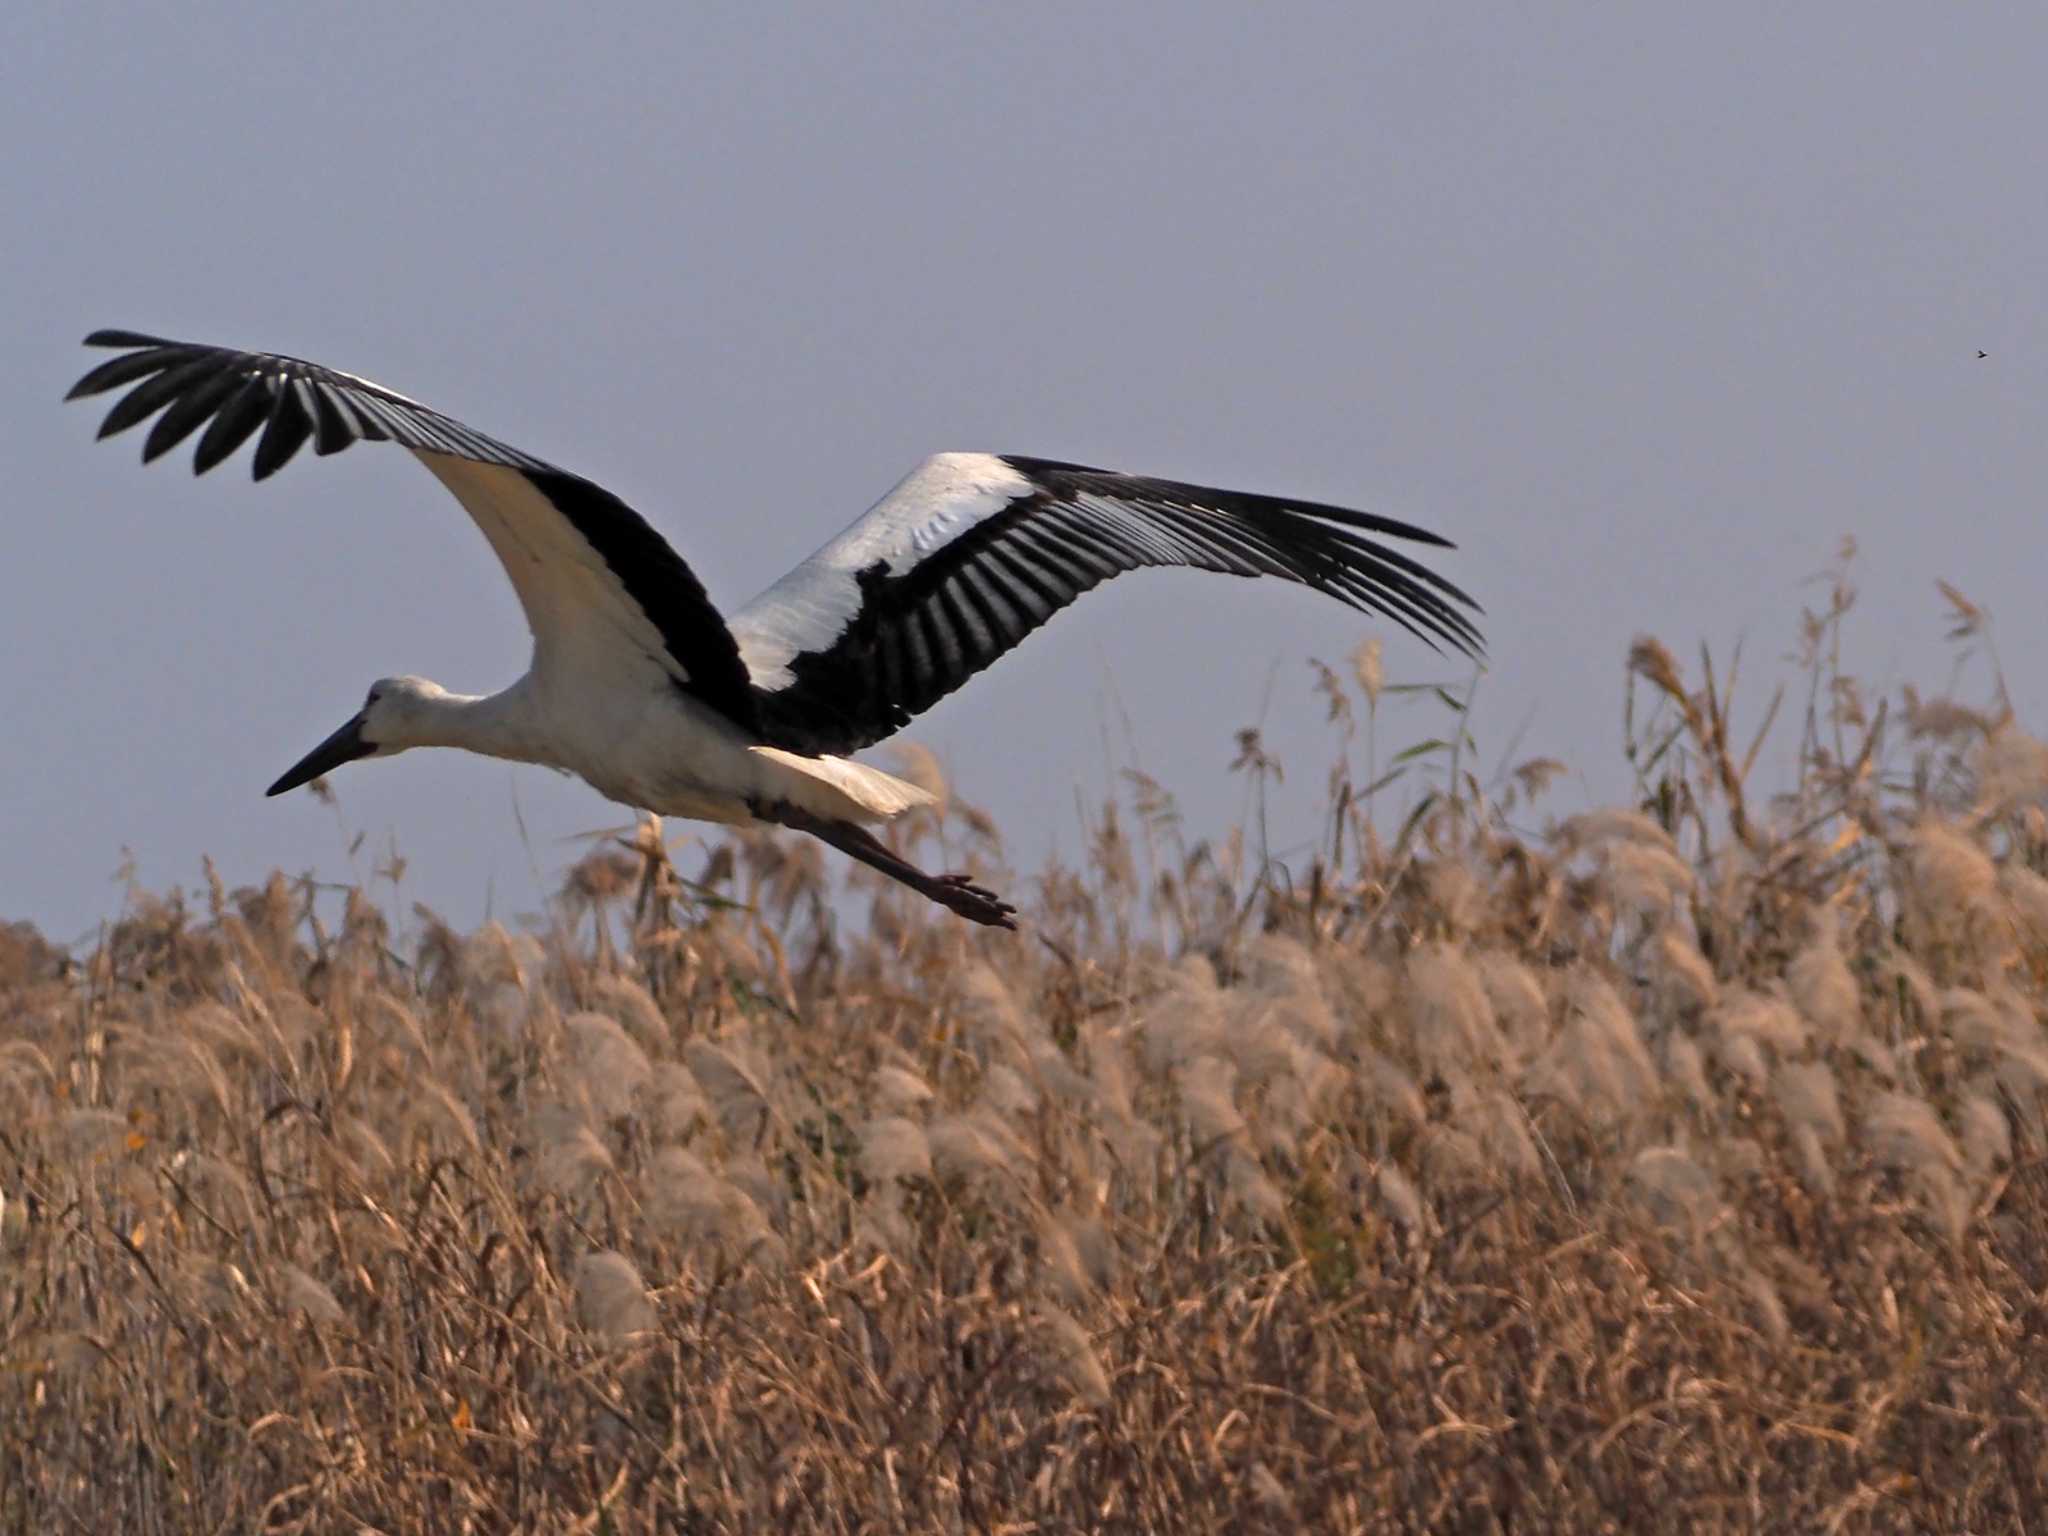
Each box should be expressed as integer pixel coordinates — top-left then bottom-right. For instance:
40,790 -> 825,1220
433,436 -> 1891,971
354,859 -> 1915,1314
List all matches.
731,451 -> 1481,755
67,330 -> 757,729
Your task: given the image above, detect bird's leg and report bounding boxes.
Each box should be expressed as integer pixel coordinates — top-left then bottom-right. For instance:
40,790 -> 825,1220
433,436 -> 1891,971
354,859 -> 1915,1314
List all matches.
757,801 -> 1018,930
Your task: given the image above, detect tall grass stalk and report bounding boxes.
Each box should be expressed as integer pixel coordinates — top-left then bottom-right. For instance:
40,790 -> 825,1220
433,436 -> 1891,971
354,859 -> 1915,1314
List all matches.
3,579 -> 2046,1531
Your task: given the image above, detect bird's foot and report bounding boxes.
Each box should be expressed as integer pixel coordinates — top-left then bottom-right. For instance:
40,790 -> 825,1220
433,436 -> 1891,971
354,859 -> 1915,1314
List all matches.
929,873 -> 1019,930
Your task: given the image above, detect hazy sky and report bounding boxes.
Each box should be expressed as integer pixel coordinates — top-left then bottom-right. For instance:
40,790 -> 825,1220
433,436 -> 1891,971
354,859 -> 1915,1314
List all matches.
7,4 -> 2045,941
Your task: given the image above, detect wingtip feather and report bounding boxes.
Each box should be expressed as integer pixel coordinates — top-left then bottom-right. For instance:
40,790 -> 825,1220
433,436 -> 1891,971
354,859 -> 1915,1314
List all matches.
82,328 -> 170,349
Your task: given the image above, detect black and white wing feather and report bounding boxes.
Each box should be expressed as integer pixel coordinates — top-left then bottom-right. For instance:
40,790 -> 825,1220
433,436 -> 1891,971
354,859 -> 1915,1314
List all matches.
67,330 -> 757,729
732,452 -> 1481,755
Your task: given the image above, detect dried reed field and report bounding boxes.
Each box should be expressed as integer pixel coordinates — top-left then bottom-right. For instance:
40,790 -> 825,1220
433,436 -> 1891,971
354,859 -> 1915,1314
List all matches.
5,569 -> 2047,1532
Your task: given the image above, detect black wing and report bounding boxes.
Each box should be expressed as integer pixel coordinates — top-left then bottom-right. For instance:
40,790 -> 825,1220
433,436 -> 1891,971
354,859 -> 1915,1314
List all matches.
731,451 -> 1482,755
68,331 -> 758,729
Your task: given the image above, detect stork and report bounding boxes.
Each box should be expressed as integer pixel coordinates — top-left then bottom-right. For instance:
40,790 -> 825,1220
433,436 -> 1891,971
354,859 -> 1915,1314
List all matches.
67,330 -> 1482,928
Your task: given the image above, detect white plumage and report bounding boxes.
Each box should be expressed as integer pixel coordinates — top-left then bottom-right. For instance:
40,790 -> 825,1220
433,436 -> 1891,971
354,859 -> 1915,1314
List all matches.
733,453 -> 1036,690
68,329 -> 1482,927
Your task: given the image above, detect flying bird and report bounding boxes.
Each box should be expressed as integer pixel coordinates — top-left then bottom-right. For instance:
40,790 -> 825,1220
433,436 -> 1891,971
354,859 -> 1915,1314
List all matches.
67,329 -> 1482,928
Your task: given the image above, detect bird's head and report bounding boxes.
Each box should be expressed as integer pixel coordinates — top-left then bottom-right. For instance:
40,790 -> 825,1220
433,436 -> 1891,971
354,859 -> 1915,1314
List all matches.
266,676 -> 447,796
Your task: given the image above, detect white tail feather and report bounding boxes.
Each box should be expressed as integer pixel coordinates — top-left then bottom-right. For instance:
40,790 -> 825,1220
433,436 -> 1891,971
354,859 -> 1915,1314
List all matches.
747,747 -> 937,822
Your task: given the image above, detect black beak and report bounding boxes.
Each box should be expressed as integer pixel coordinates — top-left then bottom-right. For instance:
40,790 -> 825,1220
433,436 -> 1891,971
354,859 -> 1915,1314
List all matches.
266,711 -> 375,796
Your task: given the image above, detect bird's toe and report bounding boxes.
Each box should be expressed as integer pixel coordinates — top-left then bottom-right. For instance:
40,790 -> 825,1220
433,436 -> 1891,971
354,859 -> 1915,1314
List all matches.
934,874 -> 1019,929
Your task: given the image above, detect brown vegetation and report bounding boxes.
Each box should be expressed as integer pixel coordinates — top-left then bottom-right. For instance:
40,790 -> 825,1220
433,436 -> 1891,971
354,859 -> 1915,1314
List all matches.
4,565 -> 2047,1532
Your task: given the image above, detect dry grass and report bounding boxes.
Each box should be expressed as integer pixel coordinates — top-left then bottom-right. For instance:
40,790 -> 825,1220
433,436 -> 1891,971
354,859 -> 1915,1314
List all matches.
6,567 -> 2048,1532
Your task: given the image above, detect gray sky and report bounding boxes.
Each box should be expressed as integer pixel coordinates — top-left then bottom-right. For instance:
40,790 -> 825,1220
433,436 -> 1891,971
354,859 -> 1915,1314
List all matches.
7,4 -> 2045,941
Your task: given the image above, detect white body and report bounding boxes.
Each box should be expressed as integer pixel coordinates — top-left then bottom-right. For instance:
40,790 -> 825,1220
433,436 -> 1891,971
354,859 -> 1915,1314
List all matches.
421,672 -> 932,827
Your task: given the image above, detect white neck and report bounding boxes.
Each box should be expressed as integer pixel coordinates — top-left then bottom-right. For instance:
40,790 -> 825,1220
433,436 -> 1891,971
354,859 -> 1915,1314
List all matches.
402,679 -> 545,764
